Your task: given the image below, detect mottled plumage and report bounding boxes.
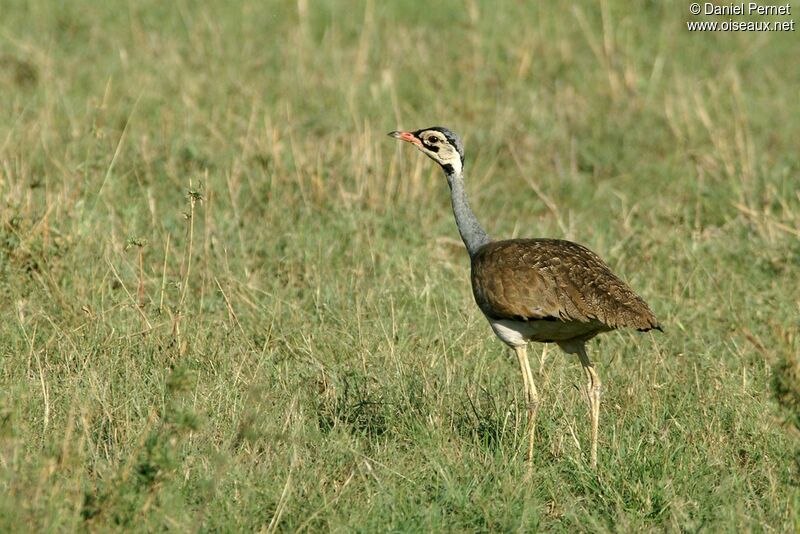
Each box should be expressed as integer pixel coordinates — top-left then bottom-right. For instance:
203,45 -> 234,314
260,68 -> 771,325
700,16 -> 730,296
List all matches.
471,239 -> 660,340
389,126 -> 661,468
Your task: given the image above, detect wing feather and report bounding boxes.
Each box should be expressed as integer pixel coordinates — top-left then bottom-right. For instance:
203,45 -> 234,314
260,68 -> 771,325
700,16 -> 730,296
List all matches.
470,239 -> 660,331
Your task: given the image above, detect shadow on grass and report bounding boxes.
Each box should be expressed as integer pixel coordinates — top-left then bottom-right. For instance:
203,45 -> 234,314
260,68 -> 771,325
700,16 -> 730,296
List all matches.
456,385 -> 523,457
316,371 -> 393,439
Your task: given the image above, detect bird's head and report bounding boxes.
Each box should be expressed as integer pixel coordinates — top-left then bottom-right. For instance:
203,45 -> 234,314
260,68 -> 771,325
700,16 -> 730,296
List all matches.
389,126 -> 464,176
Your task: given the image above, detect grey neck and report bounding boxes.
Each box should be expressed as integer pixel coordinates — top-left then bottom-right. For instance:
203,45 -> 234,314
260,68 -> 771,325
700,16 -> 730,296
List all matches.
446,169 -> 491,257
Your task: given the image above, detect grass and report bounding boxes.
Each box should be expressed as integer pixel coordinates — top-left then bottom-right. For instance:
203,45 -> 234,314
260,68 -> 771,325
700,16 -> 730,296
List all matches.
1,0 -> 798,530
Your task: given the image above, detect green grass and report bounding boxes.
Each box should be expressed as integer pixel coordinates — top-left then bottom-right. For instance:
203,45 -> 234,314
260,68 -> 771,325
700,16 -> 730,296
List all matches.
1,0 -> 798,530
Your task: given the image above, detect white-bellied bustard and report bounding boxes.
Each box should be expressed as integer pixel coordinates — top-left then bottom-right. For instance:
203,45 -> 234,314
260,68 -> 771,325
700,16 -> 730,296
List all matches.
389,126 -> 661,468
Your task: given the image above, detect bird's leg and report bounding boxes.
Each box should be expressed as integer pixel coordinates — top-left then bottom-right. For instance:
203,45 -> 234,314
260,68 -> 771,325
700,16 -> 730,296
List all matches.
514,345 -> 539,462
576,344 -> 601,469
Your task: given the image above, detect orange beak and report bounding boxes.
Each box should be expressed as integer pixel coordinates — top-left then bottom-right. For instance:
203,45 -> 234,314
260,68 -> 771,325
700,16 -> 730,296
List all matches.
388,130 -> 422,147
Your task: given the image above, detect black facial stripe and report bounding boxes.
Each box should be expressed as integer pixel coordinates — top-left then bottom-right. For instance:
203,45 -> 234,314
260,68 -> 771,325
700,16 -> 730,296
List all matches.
424,143 -> 440,152
441,164 -> 454,174
428,129 -> 455,145
416,126 -> 465,167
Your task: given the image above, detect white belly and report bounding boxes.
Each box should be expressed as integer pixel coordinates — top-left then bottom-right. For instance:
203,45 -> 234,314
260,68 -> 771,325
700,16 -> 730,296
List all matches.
488,318 -> 605,348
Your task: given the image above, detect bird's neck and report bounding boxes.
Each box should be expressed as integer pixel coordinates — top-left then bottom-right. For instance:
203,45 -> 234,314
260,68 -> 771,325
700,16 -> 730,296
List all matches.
446,170 -> 491,257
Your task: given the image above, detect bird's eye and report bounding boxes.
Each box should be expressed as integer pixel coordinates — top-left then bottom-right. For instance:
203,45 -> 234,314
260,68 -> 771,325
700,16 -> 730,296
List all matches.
427,137 -> 438,144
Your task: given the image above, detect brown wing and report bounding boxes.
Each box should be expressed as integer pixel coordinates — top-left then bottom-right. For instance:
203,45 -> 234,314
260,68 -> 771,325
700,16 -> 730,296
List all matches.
470,239 -> 661,331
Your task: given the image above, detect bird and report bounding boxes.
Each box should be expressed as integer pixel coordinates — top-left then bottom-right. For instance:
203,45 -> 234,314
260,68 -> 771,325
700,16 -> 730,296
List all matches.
389,126 -> 661,468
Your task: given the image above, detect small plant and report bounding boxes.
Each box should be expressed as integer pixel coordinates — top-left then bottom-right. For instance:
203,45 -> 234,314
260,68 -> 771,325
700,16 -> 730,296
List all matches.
125,237 -> 148,311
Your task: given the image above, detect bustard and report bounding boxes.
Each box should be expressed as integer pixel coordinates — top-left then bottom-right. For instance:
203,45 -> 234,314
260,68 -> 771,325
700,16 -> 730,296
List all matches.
389,126 -> 661,468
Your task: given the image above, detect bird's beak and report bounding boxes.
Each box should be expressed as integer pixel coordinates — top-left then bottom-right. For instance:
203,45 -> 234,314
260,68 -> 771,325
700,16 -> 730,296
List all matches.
388,130 -> 422,147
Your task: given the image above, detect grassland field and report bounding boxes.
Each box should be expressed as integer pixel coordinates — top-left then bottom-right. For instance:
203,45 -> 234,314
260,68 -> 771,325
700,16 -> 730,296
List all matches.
0,0 -> 798,531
